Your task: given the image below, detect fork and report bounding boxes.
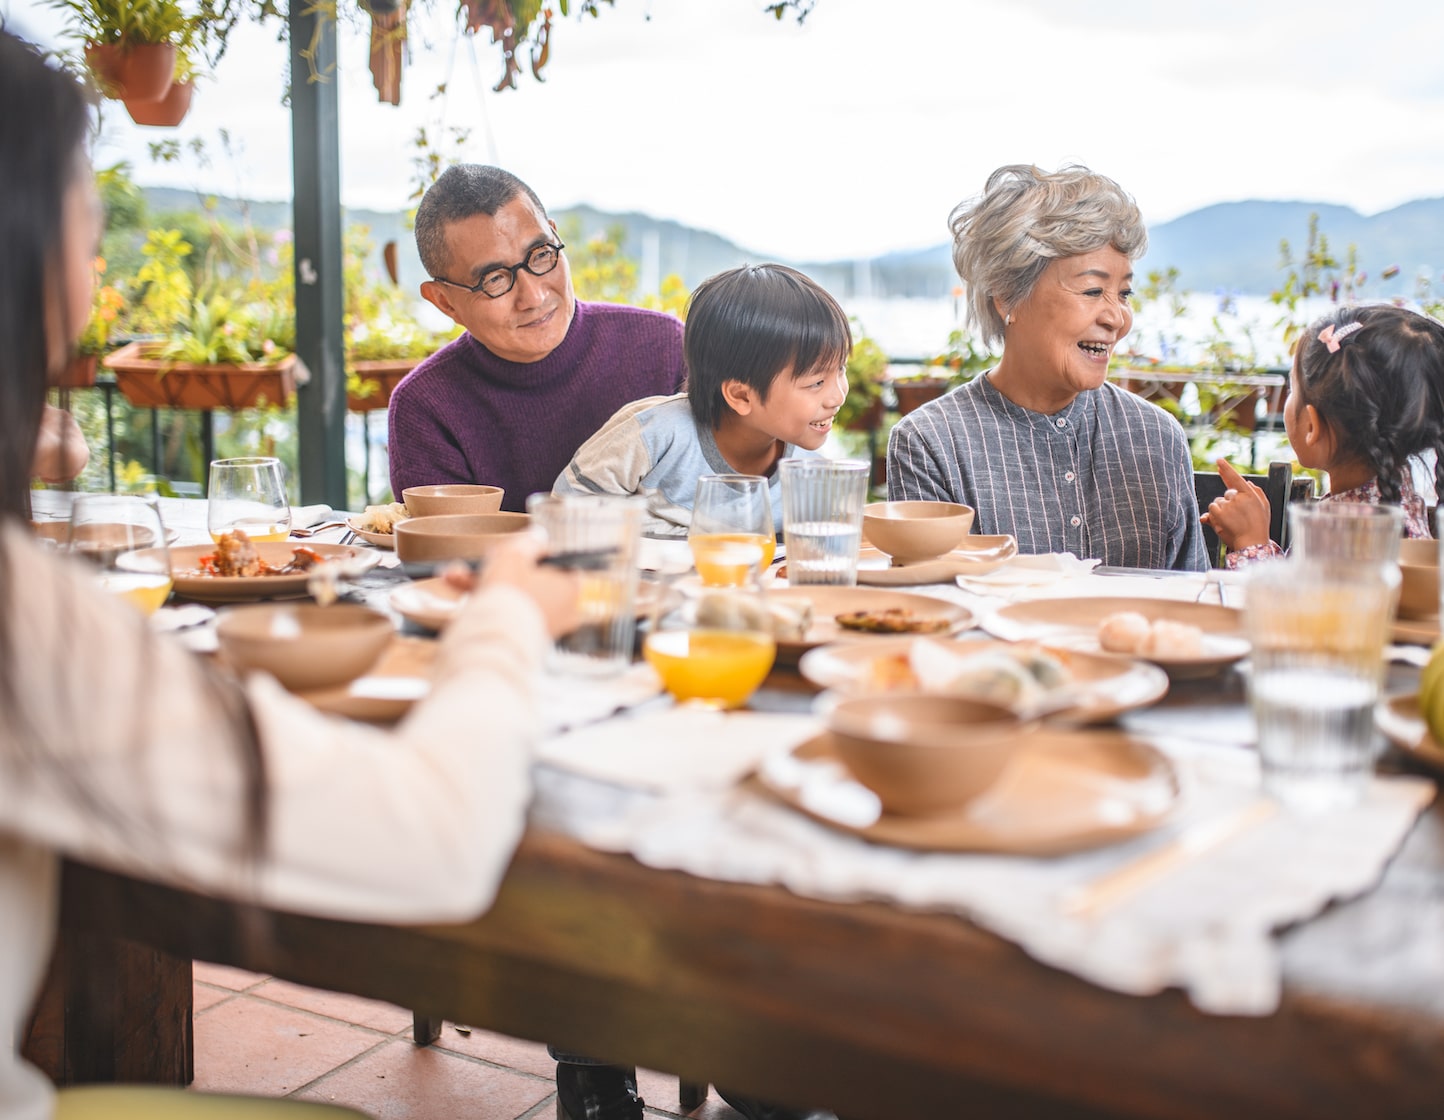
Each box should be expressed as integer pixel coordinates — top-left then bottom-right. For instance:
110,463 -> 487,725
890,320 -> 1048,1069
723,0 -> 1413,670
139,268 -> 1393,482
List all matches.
289,521 -> 348,538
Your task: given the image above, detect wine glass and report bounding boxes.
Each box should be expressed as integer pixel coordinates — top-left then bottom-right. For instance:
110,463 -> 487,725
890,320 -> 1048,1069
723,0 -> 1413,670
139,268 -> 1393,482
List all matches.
688,474 -> 775,587
66,493 -> 173,616
208,456 -> 292,542
642,578 -> 777,709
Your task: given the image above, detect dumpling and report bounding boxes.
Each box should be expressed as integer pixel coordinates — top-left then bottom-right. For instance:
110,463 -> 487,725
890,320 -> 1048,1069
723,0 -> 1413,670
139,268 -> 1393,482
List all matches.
1098,611 -> 1152,654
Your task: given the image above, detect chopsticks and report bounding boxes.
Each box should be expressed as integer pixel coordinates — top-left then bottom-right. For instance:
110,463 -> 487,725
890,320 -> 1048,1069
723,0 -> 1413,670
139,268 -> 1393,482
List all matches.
1059,799 -> 1278,920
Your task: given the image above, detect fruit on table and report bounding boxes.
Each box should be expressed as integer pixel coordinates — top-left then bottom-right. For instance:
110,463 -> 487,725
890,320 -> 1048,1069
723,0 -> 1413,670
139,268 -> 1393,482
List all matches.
1418,641 -> 1444,744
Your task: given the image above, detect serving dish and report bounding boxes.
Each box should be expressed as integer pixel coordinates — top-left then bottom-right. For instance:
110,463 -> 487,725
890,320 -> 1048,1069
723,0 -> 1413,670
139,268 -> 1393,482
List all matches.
765,586 -> 975,664
125,541 -> 380,603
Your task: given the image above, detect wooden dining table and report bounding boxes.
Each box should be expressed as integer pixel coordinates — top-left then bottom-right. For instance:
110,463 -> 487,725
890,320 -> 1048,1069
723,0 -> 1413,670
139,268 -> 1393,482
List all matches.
19,500 -> 1444,1117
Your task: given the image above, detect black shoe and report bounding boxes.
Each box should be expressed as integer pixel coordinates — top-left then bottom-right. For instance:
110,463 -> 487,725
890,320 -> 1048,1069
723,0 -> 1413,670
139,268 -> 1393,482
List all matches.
716,1087 -> 838,1120
556,1062 -> 644,1120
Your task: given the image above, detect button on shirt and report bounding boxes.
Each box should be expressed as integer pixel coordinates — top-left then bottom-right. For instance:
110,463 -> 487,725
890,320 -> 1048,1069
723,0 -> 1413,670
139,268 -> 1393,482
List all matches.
886,374 -> 1208,571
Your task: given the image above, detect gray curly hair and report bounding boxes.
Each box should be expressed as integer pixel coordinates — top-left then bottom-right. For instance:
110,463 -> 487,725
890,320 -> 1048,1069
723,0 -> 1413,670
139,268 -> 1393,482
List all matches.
950,164 -> 1147,349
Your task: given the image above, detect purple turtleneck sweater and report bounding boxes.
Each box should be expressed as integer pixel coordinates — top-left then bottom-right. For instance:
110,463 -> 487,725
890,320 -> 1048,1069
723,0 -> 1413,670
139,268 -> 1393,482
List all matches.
387,301 -> 686,512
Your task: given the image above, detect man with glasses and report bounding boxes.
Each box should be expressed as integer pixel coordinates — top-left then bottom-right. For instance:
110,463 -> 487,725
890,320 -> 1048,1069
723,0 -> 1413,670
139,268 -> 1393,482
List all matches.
388,164 -> 686,512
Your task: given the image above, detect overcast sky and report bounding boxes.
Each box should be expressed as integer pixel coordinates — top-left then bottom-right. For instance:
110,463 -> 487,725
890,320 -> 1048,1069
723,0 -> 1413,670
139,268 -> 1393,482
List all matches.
6,0 -> 1442,262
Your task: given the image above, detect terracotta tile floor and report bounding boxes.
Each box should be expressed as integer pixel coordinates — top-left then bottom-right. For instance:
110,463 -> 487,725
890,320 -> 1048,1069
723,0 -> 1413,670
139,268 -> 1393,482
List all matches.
192,963 -> 745,1120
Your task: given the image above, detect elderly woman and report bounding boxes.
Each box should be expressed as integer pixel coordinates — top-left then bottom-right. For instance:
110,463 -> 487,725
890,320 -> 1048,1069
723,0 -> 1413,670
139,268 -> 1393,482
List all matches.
887,164 -> 1208,571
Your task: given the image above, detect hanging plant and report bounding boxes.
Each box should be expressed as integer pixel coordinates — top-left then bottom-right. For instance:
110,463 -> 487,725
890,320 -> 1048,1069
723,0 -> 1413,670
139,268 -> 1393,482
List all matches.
124,41 -> 200,125
50,0 -> 194,101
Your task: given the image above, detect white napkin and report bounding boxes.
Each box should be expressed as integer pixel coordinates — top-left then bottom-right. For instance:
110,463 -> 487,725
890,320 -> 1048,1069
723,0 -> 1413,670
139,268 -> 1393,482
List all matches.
539,707 -> 823,792
291,504 -> 335,529
537,663 -> 667,735
956,552 -> 1099,594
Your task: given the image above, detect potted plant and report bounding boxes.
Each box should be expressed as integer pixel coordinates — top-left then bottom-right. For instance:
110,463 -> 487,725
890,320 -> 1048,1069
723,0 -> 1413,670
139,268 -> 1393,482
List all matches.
342,227 -> 454,410
837,332 -> 889,432
56,257 -> 126,388
895,328 -> 992,415
106,292 -> 298,410
124,39 -> 199,126
52,0 -> 192,102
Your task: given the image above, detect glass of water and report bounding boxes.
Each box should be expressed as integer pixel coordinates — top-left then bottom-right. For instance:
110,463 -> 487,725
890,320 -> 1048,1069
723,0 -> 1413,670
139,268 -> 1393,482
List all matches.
778,458 -> 869,586
207,457 -> 292,543
1244,559 -> 1393,812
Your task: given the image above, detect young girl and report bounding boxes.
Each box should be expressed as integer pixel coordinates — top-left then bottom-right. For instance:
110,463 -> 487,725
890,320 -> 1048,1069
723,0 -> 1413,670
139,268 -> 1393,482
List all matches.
1202,305 -> 1444,566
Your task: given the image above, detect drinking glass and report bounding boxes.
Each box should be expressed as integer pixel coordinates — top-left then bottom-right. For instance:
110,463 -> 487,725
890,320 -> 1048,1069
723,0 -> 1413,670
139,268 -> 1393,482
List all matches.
1288,502 -> 1404,593
208,457 -> 292,542
688,474 -> 776,587
66,493 -> 173,616
527,493 -> 644,677
643,582 -> 777,709
778,458 -> 869,586
1244,559 -> 1392,812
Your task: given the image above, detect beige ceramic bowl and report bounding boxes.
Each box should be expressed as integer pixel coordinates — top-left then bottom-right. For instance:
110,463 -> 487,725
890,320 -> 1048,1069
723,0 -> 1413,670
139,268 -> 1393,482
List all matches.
862,501 -> 975,563
827,693 -> 1032,816
1397,537 -> 1439,619
401,484 -> 505,517
216,603 -> 393,691
393,512 -> 532,565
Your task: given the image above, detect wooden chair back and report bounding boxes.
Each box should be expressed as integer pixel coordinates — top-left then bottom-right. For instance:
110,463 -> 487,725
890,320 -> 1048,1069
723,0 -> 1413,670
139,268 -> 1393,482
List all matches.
1194,461 -> 1315,568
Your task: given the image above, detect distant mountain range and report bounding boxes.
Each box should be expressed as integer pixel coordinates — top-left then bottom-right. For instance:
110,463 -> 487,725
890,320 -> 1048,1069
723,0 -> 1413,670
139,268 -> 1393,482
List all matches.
141,187 -> 1444,302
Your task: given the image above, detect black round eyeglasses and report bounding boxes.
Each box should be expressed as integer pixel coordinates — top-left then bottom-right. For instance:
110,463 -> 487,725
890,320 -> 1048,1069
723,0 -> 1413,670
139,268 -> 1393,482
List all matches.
431,241 -> 566,299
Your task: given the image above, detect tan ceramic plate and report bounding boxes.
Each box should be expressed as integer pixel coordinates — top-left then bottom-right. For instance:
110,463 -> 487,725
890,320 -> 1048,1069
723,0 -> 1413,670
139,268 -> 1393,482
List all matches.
1375,694 -> 1444,776
753,727 -> 1179,855
129,542 -> 380,603
767,586 -> 976,664
852,536 -> 1019,586
797,636 -> 1169,724
345,516 -> 400,550
296,635 -> 435,723
1391,615 -> 1440,646
983,597 -> 1248,678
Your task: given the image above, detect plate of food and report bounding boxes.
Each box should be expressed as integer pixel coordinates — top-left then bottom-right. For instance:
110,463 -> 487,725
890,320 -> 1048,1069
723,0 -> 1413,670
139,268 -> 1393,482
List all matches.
127,536 -> 381,603
798,636 -> 1169,724
345,501 -> 411,550
982,597 -> 1248,678
296,635 -> 435,723
752,726 -> 1179,855
1375,694 -> 1444,776
760,586 -> 975,664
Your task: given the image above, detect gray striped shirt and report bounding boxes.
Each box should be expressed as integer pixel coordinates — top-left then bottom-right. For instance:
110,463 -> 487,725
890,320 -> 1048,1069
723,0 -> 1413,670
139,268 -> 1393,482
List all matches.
887,374 -> 1208,571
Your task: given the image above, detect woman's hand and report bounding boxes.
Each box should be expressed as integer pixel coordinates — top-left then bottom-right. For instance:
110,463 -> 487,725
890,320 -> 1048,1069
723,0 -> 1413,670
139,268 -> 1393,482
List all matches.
1199,458 -> 1271,551
32,404 -> 89,483
442,537 -> 582,639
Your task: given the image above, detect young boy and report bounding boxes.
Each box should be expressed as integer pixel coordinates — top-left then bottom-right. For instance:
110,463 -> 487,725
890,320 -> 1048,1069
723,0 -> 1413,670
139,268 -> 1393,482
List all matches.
552,263 -> 851,537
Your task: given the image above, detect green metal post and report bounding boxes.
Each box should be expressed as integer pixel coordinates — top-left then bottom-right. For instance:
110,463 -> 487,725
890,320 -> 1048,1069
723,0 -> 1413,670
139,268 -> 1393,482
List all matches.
289,0 -> 348,508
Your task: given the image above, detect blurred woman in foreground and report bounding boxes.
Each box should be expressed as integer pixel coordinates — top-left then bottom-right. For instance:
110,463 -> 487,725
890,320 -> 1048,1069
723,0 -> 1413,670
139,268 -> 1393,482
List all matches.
0,30 -> 577,1120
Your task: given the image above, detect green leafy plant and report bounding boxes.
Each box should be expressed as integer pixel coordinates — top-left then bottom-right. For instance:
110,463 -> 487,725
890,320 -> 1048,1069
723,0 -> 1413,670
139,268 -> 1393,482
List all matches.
914,327 -> 993,386
159,293 -> 291,365
50,0 -> 192,47
836,330 -> 888,430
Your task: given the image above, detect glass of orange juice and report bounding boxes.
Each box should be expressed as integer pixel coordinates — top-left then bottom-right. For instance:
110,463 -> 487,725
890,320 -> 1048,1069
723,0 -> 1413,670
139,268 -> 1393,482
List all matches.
207,457 -> 292,542
66,494 -> 173,616
643,583 -> 777,709
689,474 -> 775,587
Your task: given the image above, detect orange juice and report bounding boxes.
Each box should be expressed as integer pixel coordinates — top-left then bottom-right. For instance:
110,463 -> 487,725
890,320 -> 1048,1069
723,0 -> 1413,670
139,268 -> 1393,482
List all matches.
690,532 -> 775,586
643,628 -> 776,708
100,572 -> 173,615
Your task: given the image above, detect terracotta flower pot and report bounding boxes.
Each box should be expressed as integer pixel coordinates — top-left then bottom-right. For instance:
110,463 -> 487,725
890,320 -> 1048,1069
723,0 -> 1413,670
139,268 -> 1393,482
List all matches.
53,354 -> 99,389
348,358 -> 421,412
124,79 -> 193,127
104,341 -> 298,411
895,378 -> 953,416
84,41 -> 176,102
